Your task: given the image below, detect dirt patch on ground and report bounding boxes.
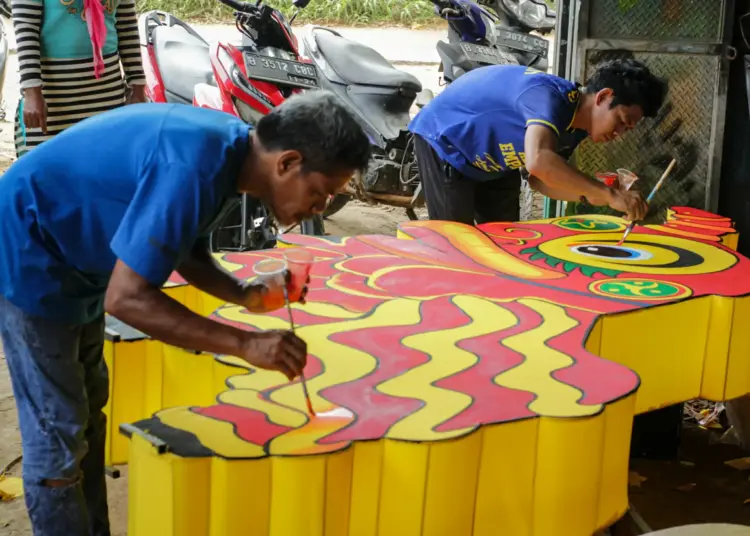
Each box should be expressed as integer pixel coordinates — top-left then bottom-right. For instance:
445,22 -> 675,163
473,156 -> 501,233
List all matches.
630,425 -> 750,530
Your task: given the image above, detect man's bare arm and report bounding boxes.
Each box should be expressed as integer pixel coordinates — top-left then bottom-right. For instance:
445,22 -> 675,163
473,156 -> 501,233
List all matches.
524,125 -> 648,220
107,260 -> 248,355
104,260 -> 307,380
176,242 -> 265,312
526,175 -> 585,202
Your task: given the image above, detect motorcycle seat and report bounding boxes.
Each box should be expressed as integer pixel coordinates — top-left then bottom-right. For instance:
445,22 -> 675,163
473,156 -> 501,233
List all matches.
314,31 -> 421,91
153,25 -> 214,103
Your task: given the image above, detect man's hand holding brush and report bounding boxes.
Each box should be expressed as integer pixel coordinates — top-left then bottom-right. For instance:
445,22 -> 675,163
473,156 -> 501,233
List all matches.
241,330 -> 308,382
587,185 -> 649,222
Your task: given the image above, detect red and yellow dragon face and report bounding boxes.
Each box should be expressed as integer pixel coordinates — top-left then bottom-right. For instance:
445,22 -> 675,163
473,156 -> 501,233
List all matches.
128,207 -> 750,536
148,207 -> 750,459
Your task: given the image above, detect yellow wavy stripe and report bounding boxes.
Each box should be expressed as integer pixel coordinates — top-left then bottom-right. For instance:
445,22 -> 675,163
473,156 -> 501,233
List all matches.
154,391 -> 308,460
411,220 -> 566,280
156,407 -> 266,458
217,303 -> 363,393
299,302 -> 372,320
379,295 -> 519,441
278,235 -> 354,248
498,298 -> 602,417
267,299 -> 424,455
213,253 -> 251,275
368,264 -> 489,293
327,273 -> 391,300
215,304 -> 290,331
336,254 -> 401,277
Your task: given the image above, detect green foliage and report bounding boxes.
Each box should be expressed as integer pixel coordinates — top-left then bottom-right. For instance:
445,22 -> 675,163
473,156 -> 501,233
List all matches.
134,0 -> 436,25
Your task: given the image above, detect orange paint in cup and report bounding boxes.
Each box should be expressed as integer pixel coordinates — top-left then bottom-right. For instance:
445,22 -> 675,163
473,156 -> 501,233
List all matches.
253,258 -> 288,311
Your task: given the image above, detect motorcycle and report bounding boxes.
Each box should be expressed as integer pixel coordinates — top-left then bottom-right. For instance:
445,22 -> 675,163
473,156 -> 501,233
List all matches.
298,26 -> 433,221
432,0 -> 554,84
138,0 -> 324,252
478,0 -> 556,69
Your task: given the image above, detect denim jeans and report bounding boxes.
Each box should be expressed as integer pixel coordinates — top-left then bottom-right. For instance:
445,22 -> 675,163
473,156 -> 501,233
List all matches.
0,295 -> 110,536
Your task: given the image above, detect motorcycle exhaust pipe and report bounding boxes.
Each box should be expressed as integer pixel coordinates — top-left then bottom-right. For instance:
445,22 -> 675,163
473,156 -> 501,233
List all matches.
343,187 -> 424,209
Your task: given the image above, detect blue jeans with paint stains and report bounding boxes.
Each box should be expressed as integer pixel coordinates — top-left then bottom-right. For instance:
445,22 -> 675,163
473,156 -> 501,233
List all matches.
0,295 -> 110,536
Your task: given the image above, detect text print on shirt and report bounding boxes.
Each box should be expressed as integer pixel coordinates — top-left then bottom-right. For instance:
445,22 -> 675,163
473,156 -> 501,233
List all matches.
471,87 -> 580,174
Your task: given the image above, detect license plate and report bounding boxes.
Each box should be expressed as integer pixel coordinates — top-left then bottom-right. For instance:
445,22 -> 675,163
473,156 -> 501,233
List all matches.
460,43 -> 518,66
494,29 -> 549,58
244,53 -> 319,89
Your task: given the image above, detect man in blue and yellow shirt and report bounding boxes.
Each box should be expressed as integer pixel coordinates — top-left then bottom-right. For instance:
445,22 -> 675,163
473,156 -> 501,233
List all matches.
409,59 -> 667,225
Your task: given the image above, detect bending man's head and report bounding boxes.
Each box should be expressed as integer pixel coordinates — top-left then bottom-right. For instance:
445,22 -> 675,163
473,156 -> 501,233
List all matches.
583,58 -> 668,143
243,90 -> 371,226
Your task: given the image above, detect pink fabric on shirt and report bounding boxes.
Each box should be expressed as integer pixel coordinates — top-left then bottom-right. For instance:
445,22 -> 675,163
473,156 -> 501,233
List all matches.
84,0 -> 107,78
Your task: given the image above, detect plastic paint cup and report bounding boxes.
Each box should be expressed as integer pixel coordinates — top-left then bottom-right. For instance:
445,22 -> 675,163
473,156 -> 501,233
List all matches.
616,168 -> 640,191
253,258 -> 288,310
283,249 -> 314,302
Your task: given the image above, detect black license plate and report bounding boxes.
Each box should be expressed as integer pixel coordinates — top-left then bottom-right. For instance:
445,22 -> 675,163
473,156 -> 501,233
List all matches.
244,53 -> 319,89
460,42 -> 518,66
494,29 -> 549,58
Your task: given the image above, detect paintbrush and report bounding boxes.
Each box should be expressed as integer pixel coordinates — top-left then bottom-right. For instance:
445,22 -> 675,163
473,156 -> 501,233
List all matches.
283,286 -> 315,417
617,158 -> 677,245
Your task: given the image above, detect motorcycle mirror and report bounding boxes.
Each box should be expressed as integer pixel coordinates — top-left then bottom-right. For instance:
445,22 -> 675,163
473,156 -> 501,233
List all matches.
293,0 -> 311,7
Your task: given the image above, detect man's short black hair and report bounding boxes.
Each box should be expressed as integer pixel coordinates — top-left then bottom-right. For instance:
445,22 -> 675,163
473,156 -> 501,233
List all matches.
584,58 -> 668,118
256,90 -> 371,177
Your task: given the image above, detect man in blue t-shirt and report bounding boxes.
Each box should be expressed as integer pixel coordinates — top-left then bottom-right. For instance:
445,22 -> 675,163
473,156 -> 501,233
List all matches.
409,59 -> 667,225
0,91 -> 370,535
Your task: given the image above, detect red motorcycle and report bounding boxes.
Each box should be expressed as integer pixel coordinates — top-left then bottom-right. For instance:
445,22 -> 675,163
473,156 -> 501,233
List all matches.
138,0 -> 324,252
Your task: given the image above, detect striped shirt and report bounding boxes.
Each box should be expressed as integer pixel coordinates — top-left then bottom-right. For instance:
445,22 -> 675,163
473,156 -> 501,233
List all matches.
12,0 -> 146,155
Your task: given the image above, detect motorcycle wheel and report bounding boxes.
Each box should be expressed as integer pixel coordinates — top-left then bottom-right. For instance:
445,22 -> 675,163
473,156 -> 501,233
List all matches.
323,193 -> 351,219
300,215 -> 326,236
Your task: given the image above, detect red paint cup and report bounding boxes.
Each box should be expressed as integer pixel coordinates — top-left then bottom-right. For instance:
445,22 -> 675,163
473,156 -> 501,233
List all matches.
283,248 -> 314,303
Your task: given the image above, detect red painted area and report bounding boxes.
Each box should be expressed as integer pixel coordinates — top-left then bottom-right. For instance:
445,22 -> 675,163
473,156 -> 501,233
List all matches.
320,297 -> 473,442
194,404 -> 293,446
547,308 -> 640,406
166,272 -> 187,285
671,206 -> 732,223
434,300 -> 539,431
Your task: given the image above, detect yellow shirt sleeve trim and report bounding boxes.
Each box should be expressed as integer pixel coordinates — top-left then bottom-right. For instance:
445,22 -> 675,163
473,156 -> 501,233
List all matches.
567,97 -> 581,131
526,119 -> 560,136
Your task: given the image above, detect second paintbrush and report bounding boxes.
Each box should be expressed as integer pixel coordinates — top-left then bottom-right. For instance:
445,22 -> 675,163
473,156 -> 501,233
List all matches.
618,158 -> 677,245
283,285 -> 316,417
